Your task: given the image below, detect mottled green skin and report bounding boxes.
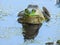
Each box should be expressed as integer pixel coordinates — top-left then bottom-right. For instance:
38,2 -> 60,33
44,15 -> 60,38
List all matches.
17,5 -> 50,42
24,9 -> 36,16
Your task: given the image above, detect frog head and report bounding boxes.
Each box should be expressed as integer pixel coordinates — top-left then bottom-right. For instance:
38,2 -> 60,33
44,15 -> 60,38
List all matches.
24,5 -> 38,16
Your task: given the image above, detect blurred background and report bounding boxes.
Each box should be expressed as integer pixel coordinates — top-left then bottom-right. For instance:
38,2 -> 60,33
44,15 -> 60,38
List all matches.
0,0 -> 60,45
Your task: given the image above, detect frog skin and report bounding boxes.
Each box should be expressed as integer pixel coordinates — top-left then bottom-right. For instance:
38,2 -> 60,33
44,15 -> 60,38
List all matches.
18,5 -> 50,23
17,5 -> 51,42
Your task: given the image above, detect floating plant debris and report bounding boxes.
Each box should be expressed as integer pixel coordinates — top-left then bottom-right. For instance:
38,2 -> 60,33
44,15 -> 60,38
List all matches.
0,27 -> 22,39
57,40 -> 60,44
56,0 -> 60,7
45,42 -> 54,45
0,9 -> 10,21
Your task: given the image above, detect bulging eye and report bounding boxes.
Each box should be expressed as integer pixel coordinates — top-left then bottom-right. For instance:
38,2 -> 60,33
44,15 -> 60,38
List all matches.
25,9 -> 29,13
32,9 -> 36,12
24,9 -> 30,15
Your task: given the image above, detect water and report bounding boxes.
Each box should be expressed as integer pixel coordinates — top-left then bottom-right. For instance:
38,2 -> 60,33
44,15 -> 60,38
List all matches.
0,0 -> 60,45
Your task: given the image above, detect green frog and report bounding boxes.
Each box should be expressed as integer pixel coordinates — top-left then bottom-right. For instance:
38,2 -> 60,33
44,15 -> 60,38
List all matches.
17,5 -> 51,42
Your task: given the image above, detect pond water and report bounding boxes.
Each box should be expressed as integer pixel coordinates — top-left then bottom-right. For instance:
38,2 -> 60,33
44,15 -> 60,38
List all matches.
0,0 -> 60,45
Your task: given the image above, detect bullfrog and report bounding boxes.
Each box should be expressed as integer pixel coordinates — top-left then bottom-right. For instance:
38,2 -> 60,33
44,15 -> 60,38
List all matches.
17,5 -> 51,42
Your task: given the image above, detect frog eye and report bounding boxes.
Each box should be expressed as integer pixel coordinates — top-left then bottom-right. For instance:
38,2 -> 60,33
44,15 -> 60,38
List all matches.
25,9 -> 29,13
32,9 -> 36,12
